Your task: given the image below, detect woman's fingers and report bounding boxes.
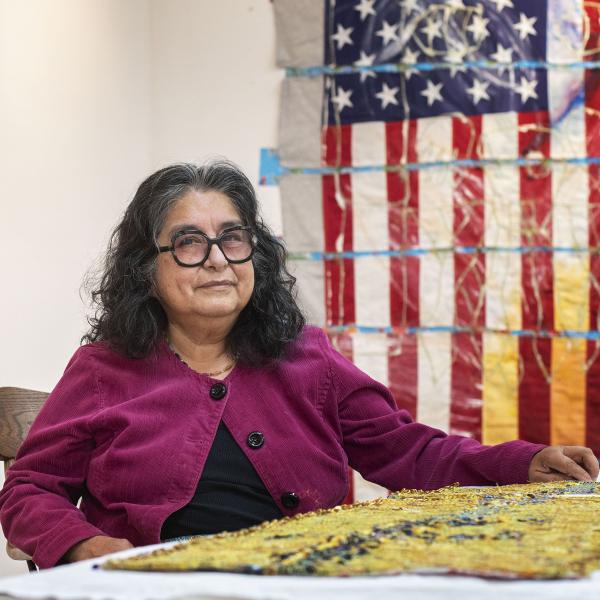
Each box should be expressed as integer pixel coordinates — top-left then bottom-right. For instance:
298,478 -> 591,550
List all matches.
562,446 -> 600,480
528,446 -> 597,482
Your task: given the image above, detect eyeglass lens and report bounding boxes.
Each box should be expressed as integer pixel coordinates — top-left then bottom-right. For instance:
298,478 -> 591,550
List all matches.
173,229 -> 253,265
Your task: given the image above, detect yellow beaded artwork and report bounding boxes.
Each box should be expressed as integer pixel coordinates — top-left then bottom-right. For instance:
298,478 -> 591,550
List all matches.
104,481 -> 600,579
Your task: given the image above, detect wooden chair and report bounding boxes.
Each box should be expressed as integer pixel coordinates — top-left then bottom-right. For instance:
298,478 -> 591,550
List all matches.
0,387 -> 49,572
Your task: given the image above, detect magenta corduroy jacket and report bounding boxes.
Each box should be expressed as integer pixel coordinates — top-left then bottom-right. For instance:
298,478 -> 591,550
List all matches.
0,326 -> 545,568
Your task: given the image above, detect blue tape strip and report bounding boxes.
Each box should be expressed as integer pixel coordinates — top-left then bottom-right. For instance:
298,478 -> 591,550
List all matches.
286,60 -> 600,78
258,148 -> 600,183
290,246 -> 592,261
325,325 -> 600,340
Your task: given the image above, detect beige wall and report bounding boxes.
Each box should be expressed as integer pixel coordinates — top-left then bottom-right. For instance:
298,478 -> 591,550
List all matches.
0,0 -> 280,575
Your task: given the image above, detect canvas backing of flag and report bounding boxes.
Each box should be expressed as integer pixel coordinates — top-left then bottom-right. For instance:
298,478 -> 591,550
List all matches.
273,0 -> 600,501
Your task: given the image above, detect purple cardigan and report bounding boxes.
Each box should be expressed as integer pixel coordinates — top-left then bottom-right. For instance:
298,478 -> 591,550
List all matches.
0,326 -> 544,568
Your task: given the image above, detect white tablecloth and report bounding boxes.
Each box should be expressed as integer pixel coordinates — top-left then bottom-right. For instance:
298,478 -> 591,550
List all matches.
0,542 -> 598,600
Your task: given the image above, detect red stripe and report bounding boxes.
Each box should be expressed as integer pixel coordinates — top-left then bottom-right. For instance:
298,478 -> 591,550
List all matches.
387,333 -> 418,419
517,110 -> 552,445
585,4 -> 600,454
386,120 -> 420,327
386,120 -> 420,422
322,174 -> 355,325
450,116 -> 483,440
328,331 -> 355,504
323,124 -> 352,167
322,125 -> 355,326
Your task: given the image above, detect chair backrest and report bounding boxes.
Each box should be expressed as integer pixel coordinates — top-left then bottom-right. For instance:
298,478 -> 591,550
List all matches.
0,386 -> 48,571
0,387 -> 48,468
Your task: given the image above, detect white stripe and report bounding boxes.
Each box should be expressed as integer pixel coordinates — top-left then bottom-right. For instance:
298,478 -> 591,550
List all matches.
419,252 -> 454,326
352,332 -> 388,386
416,115 -> 452,163
352,171 -> 390,327
553,162 -> 589,331
481,112 -> 518,160
417,117 -> 453,249
483,110 -> 521,329
351,121 -> 387,166
417,332 -> 451,432
553,163 -> 588,249
485,252 -> 522,330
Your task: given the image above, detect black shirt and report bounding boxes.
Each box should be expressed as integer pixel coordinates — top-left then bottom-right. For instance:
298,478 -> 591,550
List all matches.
160,421 -> 283,540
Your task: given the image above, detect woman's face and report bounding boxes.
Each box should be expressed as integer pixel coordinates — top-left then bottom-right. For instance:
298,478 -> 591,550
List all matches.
154,188 -> 255,328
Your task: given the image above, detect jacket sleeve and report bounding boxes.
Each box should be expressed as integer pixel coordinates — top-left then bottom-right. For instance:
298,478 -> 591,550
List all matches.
319,332 -> 546,490
0,347 -> 108,568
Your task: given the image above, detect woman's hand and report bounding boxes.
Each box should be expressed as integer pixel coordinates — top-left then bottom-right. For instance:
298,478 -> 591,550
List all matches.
528,446 -> 599,482
64,535 -> 133,563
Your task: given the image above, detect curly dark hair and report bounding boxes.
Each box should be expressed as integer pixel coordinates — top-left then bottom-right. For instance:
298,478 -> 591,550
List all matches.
83,160 -> 305,364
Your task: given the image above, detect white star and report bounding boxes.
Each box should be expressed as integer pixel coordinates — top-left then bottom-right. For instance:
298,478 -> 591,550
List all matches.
400,0 -> 419,13
331,23 -> 354,50
491,43 -> 513,64
376,20 -> 399,46
490,43 -> 513,74
375,82 -> 400,108
421,17 -> 442,46
445,44 -> 468,77
354,50 -> 376,82
514,13 -> 537,41
467,14 -> 490,42
421,80 -> 444,106
466,79 -> 490,105
331,86 -> 354,111
354,0 -> 376,21
490,0 -> 514,12
402,47 -> 420,80
515,76 -> 538,103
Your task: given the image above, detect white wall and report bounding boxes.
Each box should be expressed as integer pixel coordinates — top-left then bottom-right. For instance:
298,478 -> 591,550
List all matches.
0,0 -> 280,575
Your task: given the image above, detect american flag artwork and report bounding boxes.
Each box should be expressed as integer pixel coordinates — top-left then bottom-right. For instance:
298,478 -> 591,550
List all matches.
272,0 -> 600,500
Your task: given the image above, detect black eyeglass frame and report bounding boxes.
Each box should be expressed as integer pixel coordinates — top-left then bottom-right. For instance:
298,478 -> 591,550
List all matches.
158,225 -> 257,268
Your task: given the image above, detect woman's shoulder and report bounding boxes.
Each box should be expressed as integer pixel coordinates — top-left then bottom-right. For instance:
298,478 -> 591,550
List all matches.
67,340 -> 160,373
285,325 -> 329,354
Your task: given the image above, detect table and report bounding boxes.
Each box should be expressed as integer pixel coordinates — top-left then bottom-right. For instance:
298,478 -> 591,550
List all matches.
0,541 -> 597,600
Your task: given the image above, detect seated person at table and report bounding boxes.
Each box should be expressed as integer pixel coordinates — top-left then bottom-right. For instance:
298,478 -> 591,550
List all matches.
0,161 -> 597,569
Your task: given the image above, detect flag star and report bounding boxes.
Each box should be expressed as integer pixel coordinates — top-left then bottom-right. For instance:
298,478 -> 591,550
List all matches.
354,0 -> 376,21
467,14 -> 490,42
400,0 -> 419,13
466,79 -> 490,105
376,20 -> 399,46
421,17 -> 442,46
515,76 -> 538,103
354,50 -> 376,81
491,0 -> 514,11
491,43 -> 513,64
445,44 -> 468,77
331,23 -> 354,50
402,47 -> 420,79
421,80 -> 444,106
490,43 -> 513,74
375,82 -> 400,108
514,13 -> 537,41
331,86 -> 354,111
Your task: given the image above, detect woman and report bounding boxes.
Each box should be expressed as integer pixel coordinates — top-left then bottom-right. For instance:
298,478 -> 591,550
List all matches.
0,161 -> 597,569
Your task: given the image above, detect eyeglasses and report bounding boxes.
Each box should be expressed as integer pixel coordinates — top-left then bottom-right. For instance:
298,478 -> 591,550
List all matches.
158,226 -> 256,267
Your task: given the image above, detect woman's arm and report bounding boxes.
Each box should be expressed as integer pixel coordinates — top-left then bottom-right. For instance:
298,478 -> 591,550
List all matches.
0,347 -> 116,568
319,331 -> 597,489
